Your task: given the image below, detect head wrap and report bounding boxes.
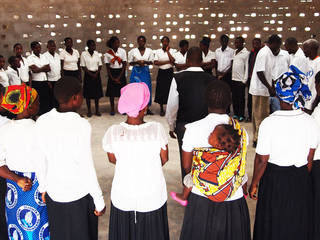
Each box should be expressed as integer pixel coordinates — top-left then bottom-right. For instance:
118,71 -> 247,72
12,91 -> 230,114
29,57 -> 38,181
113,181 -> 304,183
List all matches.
118,82 -> 150,117
275,65 -> 311,109
0,85 -> 38,114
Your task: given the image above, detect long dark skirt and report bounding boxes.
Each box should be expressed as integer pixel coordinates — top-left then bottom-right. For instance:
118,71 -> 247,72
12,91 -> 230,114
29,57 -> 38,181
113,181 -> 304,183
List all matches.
0,177 -> 8,240
253,163 -> 312,240
109,202 -> 169,240
83,71 -> 103,99
31,81 -> 51,116
154,68 -> 173,105
312,160 -> 320,240
180,193 -> 250,240
106,68 -> 127,98
63,70 -> 80,81
46,194 -> 98,240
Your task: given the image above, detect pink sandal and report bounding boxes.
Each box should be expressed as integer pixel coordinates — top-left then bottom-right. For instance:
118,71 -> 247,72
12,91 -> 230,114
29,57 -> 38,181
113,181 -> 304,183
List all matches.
170,191 -> 188,206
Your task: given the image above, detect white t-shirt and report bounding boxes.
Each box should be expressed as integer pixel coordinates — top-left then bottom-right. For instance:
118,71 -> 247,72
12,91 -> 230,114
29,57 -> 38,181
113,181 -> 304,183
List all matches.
104,48 -> 127,69
249,45 -> 275,96
182,113 -> 248,201
103,121 -> 168,212
18,56 -> 29,83
80,50 -> 102,72
272,49 -> 290,80
35,109 -> 105,211
60,48 -> 80,71
6,66 -> 21,85
0,69 -> 9,87
215,46 -> 234,73
128,47 -> 154,67
27,53 -> 49,82
256,109 -> 319,167
154,48 -> 176,70
289,48 -> 309,74
312,103 -> 320,160
232,47 -> 249,83
43,51 -> 61,82
202,50 -> 216,63
304,57 -> 320,110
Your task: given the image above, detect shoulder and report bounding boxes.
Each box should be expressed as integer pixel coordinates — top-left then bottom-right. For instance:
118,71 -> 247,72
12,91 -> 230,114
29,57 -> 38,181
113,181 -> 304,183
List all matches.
73,49 -> 80,54
118,48 -> 126,54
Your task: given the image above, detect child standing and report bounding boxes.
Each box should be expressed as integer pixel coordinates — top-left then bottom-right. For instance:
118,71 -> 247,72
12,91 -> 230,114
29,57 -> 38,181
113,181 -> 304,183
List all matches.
35,76 -> 105,240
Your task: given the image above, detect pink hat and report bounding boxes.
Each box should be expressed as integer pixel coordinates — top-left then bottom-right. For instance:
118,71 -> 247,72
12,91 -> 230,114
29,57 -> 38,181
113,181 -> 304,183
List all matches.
118,82 -> 150,117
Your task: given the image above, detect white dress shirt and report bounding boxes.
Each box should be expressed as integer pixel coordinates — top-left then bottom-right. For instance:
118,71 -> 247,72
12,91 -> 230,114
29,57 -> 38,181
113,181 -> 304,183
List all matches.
215,46 -> 234,73
166,67 -> 204,131
104,48 -> 127,69
35,109 -> 105,211
6,66 -> 21,85
272,49 -> 290,80
18,56 -> 29,83
174,51 -> 187,65
154,48 -> 176,70
256,109 -> 319,167
43,51 -> 61,82
103,122 -> 168,212
80,50 -> 102,72
27,53 -> 49,81
182,113 -> 248,201
249,46 -> 275,96
128,48 -> 154,67
60,48 -> 80,71
202,50 -> 216,63
289,48 -> 309,74
0,69 -> 9,87
304,57 -> 320,110
232,47 -> 249,83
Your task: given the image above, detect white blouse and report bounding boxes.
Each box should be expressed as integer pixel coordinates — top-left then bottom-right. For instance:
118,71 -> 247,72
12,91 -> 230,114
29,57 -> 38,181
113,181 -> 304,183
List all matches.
80,50 -> 102,72
6,66 -> 21,85
18,56 -> 29,83
104,48 -> 127,69
103,121 -> 168,212
215,46 -> 234,73
27,53 -> 49,82
202,50 -> 216,63
128,48 -> 154,67
0,69 -> 9,87
43,51 -> 61,82
60,48 -> 80,71
154,48 -> 176,70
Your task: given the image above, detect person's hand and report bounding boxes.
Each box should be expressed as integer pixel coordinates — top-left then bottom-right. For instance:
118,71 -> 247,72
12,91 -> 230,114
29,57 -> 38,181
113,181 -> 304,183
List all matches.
249,184 -> 258,200
138,60 -> 144,66
166,46 -> 170,52
169,131 -> 176,139
114,78 -> 121,84
268,86 -> 276,97
41,192 -> 46,203
94,206 -> 106,216
242,182 -> 248,197
17,177 -> 32,191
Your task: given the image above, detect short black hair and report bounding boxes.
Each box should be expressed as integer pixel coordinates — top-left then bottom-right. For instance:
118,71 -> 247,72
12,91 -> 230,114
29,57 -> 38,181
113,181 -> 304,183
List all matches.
186,46 -> 202,64
235,36 -> 245,44
252,38 -> 261,43
285,37 -> 298,46
47,39 -> 55,45
220,34 -> 229,42
217,124 -> 240,153
206,80 -> 231,110
8,56 -> 17,65
161,36 -> 170,42
54,77 -> 82,104
64,37 -> 72,43
137,35 -> 146,42
13,43 -> 22,49
86,39 -> 95,47
30,41 -> 39,50
268,34 -> 282,45
200,36 -> 211,47
107,36 -> 119,48
179,40 -> 189,48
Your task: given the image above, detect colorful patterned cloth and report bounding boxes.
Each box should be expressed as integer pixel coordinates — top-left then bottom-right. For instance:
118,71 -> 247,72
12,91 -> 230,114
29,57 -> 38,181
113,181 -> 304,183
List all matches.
191,118 -> 247,202
129,66 -> 152,106
0,85 -> 38,114
275,65 -> 311,109
6,171 -> 50,240
107,49 -> 122,65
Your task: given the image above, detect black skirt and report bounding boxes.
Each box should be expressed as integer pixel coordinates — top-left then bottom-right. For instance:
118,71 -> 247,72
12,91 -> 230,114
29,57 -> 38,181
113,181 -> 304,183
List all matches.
109,202 -> 169,240
63,70 -> 80,81
180,193 -> 250,240
83,71 -> 103,99
106,68 -> 127,97
253,163 -> 312,240
154,68 -> 173,104
46,194 -> 98,240
31,81 -> 51,116
0,177 -> 8,240
312,160 -> 320,240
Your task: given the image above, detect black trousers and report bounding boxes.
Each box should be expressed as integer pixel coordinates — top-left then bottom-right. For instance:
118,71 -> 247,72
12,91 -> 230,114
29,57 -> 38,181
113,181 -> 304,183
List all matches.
0,177 -> 8,240
175,122 -> 187,183
221,72 -> 232,114
231,81 -> 246,118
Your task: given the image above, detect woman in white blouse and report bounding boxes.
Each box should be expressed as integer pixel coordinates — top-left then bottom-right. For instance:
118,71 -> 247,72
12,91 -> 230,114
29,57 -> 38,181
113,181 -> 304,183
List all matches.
103,82 -> 169,240
13,43 -> 30,84
60,37 -> 81,81
128,35 -> 154,115
249,66 -> 318,240
154,36 -> 175,116
199,37 -> 216,75
105,36 -> 127,116
80,40 -> 103,117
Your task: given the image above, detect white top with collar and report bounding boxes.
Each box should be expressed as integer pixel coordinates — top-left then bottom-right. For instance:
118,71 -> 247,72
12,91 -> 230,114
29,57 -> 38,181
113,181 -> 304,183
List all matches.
202,49 -> 216,63
272,49 -> 290,80
18,56 -> 29,83
60,48 -> 80,71
215,46 -> 234,73
154,48 -> 176,70
182,113 -> 248,201
174,51 -> 187,65
6,66 -> 21,85
35,109 -> 105,211
0,69 -> 9,87
80,50 -> 102,72
304,56 -> 320,110
104,48 -> 127,69
128,47 -> 154,67
27,53 -> 49,81
232,47 -> 249,83
256,109 -> 319,167
43,51 -> 61,82
103,121 -> 168,212
289,48 -> 309,74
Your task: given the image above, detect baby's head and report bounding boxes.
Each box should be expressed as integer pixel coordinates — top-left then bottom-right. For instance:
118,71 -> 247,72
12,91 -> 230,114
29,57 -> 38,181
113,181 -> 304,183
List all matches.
208,124 -> 240,153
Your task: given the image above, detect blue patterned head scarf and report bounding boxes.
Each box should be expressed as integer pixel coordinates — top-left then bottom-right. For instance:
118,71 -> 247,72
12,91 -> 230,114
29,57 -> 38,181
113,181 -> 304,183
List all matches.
275,65 -> 311,109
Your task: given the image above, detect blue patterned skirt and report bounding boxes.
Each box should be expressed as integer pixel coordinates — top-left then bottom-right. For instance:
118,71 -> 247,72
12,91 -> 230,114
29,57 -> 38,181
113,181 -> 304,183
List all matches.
130,66 -> 152,106
6,171 -> 50,240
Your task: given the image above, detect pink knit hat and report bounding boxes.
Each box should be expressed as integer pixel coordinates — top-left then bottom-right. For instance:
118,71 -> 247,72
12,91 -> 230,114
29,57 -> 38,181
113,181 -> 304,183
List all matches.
118,82 -> 150,117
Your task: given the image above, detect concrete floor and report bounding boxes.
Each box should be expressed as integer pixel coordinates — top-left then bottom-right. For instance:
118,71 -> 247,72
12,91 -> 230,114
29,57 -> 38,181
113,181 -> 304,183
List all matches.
81,99 -> 257,240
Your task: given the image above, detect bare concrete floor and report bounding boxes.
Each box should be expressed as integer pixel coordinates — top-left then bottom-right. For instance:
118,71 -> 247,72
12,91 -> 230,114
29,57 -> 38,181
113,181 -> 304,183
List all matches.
80,99 -> 257,240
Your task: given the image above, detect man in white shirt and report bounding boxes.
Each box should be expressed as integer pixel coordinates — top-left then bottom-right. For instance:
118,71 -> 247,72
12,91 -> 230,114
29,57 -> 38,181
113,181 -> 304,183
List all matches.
285,37 -> 309,74
13,43 -> 30,84
0,56 -> 9,87
231,36 -> 249,121
6,56 -> 22,85
249,34 -> 282,147
174,39 -> 189,72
